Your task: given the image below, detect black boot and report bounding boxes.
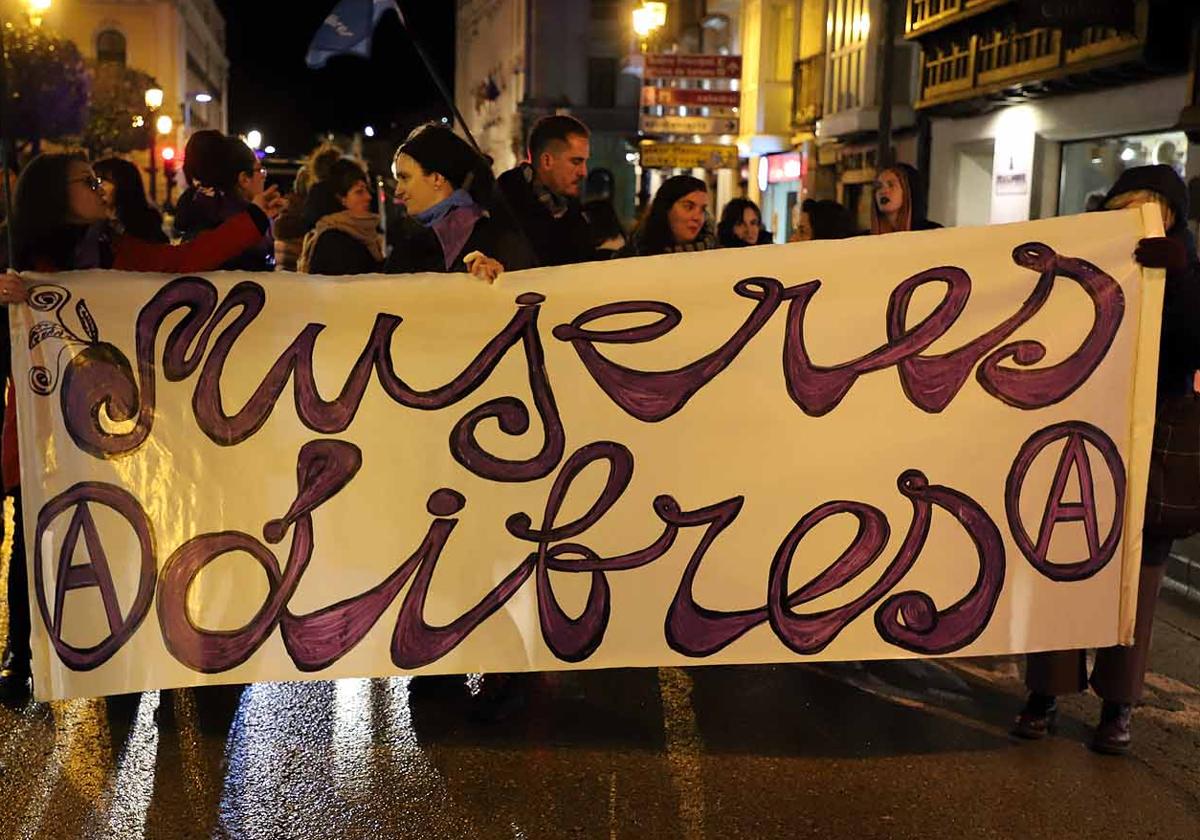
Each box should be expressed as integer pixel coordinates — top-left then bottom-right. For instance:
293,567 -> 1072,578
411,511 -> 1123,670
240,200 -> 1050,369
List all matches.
1012,691 -> 1057,739
1090,702 -> 1132,755
0,652 -> 31,706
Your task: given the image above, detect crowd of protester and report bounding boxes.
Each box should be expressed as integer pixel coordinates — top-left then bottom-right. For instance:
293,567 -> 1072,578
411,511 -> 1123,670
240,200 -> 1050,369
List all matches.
0,112 -> 1194,758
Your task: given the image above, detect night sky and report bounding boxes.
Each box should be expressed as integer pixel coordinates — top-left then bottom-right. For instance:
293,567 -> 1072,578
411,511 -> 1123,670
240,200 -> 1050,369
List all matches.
214,1 -> 455,157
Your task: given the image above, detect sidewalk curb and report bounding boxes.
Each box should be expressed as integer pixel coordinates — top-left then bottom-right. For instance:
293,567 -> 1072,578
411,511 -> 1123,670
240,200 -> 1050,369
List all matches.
1165,551 -> 1200,610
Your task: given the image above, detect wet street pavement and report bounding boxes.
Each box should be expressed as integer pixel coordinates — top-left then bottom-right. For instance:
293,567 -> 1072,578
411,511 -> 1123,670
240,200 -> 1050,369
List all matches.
1,580 -> 1198,838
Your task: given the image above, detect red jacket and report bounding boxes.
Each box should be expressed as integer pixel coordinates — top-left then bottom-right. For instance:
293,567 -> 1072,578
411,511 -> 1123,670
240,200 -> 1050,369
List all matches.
3,209 -> 269,490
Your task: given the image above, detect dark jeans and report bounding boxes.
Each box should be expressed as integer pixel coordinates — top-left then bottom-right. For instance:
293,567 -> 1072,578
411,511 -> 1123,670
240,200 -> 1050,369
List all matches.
1025,535 -> 1172,705
4,493 -> 29,673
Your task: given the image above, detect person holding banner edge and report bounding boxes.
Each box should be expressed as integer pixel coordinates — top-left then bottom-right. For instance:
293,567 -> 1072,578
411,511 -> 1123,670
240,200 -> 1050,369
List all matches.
386,123 -> 534,281
1014,164 -> 1200,755
0,151 -> 285,703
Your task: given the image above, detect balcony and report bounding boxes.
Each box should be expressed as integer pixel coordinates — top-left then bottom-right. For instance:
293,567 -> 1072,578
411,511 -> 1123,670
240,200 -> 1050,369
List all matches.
907,0 -> 1156,109
907,0 -> 1011,37
791,55 -> 824,133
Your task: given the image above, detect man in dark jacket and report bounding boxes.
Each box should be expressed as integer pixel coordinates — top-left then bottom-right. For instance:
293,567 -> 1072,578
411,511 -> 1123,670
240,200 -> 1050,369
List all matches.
496,115 -> 596,267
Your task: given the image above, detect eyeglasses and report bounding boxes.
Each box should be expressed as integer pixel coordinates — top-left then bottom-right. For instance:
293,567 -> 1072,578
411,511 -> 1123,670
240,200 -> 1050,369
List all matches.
68,175 -> 103,193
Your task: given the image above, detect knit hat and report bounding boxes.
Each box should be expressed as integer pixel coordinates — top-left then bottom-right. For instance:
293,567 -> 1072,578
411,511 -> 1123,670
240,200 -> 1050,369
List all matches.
398,124 -> 494,204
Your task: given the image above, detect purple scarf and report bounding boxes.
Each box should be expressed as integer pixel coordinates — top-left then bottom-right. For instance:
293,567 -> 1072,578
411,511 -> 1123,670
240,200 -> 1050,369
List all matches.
415,189 -> 485,270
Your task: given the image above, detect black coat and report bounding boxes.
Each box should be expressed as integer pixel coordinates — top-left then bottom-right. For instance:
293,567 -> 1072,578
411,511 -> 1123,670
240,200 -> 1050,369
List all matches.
496,167 -> 595,267
384,212 -> 536,275
175,187 -> 274,272
1102,165 -> 1200,403
307,229 -> 382,276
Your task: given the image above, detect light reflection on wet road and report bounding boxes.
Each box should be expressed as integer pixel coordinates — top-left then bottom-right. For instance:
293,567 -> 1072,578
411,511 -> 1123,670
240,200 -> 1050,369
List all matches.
2,646 -> 1199,839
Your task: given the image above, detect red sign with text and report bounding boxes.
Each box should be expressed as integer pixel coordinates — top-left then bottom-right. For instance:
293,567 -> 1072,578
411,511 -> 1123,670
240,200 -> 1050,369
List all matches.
641,87 -> 742,108
644,54 -> 743,80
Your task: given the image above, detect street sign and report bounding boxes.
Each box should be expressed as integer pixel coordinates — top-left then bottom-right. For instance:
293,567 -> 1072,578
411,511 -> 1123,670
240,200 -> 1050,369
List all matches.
641,87 -> 742,108
644,54 -> 743,80
639,141 -> 739,170
640,114 -> 740,135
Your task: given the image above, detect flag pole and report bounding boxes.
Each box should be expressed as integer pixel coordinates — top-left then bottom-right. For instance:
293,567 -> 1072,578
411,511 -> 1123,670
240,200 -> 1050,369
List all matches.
392,1 -> 483,157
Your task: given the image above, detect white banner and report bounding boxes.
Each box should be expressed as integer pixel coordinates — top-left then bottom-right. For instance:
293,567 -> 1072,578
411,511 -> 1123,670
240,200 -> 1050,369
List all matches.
12,208 -> 1163,701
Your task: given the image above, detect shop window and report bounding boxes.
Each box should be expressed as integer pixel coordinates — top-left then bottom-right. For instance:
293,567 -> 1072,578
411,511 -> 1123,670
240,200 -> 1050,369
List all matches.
96,29 -> 127,65
1059,130 -> 1189,217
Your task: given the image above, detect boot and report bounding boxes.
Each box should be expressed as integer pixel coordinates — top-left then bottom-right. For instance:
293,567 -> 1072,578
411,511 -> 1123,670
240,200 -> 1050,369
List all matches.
1090,702 -> 1132,755
0,652 -> 31,707
1012,691 -> 1057,739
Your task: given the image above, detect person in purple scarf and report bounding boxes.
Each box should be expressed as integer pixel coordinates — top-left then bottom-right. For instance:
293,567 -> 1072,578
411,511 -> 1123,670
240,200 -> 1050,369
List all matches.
386,124 -> 535,281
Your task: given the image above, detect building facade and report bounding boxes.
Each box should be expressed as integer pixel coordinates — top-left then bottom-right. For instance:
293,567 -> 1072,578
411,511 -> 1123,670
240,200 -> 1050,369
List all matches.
456,0 -> 642,220
906,0 -> 1196,228
37,0 -> 229,190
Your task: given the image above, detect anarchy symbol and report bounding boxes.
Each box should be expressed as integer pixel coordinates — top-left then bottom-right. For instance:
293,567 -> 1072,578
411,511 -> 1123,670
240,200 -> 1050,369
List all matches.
33,483 -> 156,671
1005,421 -> 1125,582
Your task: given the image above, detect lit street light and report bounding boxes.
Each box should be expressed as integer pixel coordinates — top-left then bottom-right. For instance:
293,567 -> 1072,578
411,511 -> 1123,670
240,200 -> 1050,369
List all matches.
245,130 -> 263,150
144,87 -> 164,111
23,0 -> 51,27
364,125 -> 375,138
632,1 -> 667,39
182,90 -> 213,136
156,114 -> 174,136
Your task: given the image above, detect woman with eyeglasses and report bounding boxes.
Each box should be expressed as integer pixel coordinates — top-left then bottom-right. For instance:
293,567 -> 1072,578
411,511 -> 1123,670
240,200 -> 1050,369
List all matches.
620,175 -> 717,258
94,156 -> 169,244
174,134 -> 282,271
0,152 -> 283,702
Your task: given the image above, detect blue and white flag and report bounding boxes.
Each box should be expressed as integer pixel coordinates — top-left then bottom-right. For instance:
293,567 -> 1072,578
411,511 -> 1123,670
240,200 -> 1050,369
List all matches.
306,0 -> 402,70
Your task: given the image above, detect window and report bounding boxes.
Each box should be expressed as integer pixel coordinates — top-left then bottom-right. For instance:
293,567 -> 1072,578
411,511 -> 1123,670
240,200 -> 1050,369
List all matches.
588,57 -> 617,108
1059,130 -> 1189,216
96,29 -> 127,65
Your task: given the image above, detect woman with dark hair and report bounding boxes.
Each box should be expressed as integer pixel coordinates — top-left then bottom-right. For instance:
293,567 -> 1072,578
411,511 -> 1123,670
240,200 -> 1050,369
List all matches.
174,135 -> 279,271
582,167 -> 627,257
94,157 -> 168,243
303,143 -> 348,232
298,158 -> 383,275
274,165 -> 311,272
801,199 -> 858,241
387,123 -> 534,280
871,163 -> 941,235
0,152 -> 282,702
1012,164 -> 1200,755
621,175 -> 716,257
717,197 -> 772,247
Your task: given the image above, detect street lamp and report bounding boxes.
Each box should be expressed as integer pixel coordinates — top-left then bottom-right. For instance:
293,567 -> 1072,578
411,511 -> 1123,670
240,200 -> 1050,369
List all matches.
245,129 -> 262,150
182,90 -> 213,136
145,87 -> 164,200
23,0 -> 51,27
632,2 -> 667,40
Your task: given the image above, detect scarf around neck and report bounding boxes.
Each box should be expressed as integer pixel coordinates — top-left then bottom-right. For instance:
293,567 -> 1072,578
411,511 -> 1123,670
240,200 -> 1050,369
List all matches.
300,211 -> 383,272
519,162 -> 570,219
415,189 -> 484,270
